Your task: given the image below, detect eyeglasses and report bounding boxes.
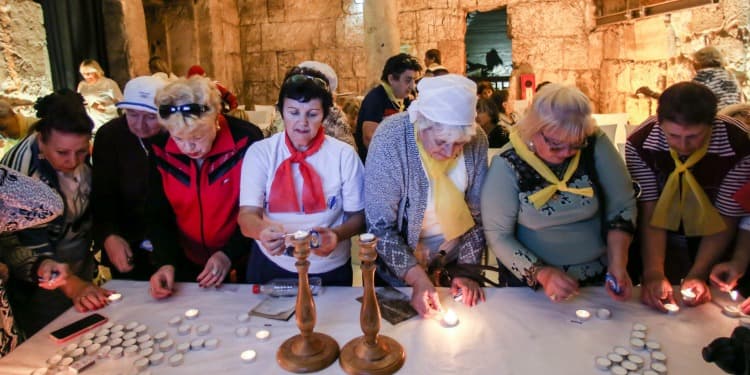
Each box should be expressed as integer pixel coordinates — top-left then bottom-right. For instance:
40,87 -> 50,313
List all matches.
284,74 -> 329,91
158,103 -> 211,119
540,131 -> 588,152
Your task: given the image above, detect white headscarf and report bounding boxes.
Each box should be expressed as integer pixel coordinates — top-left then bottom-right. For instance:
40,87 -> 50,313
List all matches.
408,74 -> 477,126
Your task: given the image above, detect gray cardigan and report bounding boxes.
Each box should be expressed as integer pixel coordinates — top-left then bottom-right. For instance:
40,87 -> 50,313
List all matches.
364,112 -> 488,285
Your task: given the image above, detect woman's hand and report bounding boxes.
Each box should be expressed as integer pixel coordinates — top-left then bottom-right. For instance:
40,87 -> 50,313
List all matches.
149,265 -> 175,299
536,266 -> 579,302
197,252 -> 231,288
405,266 -> 442,318
680,277 -> 711,306
604,268 -> 633,302
640,270 -> 676,312
451,276 -> 485,307
63,276 -> 111,312
37,259 -> 71,290
710,261 -> 745,293
259,224 -> 286,255
311,227 -> 339,257
104,234 -> 134,273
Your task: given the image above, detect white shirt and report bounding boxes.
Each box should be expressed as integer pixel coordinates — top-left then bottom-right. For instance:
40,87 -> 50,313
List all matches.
240,133 -> 364,274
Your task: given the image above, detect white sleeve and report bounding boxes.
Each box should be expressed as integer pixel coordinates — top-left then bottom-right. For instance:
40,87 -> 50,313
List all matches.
239,141 -> 270,208
340,146 -> 365,212
740,216 -> 750,231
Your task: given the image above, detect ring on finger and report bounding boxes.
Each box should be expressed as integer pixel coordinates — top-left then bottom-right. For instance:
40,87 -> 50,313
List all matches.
211,267 -> 219,276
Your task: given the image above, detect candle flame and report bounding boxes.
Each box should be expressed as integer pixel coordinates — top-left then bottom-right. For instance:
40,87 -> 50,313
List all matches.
443,309 -> 458,326
730,290 -> 739,301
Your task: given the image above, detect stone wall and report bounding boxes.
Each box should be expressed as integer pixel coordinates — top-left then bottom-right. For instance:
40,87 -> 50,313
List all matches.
594,0 -> 750,124
0,0 -> 52,114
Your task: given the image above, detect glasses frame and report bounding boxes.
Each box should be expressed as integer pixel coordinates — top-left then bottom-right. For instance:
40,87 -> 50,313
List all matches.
158,103 -> 211,119
540,131 -> 589,152
284,74 -> 329,91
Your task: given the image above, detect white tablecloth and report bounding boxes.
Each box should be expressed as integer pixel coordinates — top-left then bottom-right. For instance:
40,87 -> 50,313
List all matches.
0,280 -> 735,374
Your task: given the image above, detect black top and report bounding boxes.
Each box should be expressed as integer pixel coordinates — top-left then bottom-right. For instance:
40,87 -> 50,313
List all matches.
354,84 -> 405,162
487,125 -> 510,148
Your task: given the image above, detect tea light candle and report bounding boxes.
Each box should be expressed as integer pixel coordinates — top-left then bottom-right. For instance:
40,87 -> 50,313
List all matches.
190,338 -> 205,350
255,329 -> 271,341
82,332 -> 96,341
594,356 -> 612,370
651,351 -> 667,363
168,316 -> 182,326
184,308 -> 200,320
111,331 -> 124,339
627,354 -> 644,368
70,348 -> 85,360
94,335 -> 108,345
139,347 -> 154,358
359,233 -> 375,242
149,352 -> 165,365
177,324 -> 192,335
610,365 -> 627,375
651,362 -> 668,374
197,324 -> 211,336
596,308 -> 612,320
235,327 -> 249,337
136,334 -> 152,344
241,349 -> 257,363
64,343 -> 79,354
123,331 -> 137,341
102,322 -> 114,330
122,338 -> 137,348
630,338 -> 645,350
236,313 -> 250,322
632,323 -> 648,332
176,342 -> 190,354
95,328 -> 110,337
96,345 -> 111,359
61,357 -> 75,366
293,230 -> 309,240
204,338 -> 219,350
154,331 -> 169,342
111,324 -> 124,332
47,354 -> 63,366
613,347 -> 630,357
442,309 -> 459,327
575,309 -> 591,321
680,288 -> 696,301
140,340 -> 154,350
159,339 -> 174,352
134,324 -> 147,334
124,345 -> 139,357
169,353 -> 184,367
134,357 -> 149,371
663,303 -> 680,314
86,343 -> 101,355
108,293 -> 122,303
108,338 -> 123,347
109,346 -> 124,359
125,321 -> 139,331
724,304 -> 742,318
631,330 -> 646,339
621,360 -> 638,371
79,339 -> 93,348
646,340 -> 661,351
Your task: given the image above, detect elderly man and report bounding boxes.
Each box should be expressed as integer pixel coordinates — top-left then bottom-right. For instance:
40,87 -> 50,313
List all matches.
91,75 -> 168,281
626,81 -> 750,312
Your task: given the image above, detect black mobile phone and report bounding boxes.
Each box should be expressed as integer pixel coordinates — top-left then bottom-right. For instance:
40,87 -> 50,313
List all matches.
49,313 -> 108,343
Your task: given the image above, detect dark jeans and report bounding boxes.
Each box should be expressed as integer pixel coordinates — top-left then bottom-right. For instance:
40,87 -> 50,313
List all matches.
245,242 -> 353,286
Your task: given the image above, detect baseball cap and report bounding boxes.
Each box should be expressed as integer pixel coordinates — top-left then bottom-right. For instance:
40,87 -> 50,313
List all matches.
117,76 -> 168,114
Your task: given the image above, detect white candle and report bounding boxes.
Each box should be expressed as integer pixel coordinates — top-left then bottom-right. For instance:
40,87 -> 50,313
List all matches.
241,349 -> 257,363
204,338 -> 219,350
184,308 -> 200,320
359,233 -> 375,242
293,230 -> 309,240
442,309 -> 459,327
594,356 -> 612,370
723,304 -> 742,318
236,313 -> 250,322
176,342 -> 190,354
197,324 -> 211,336
575,309 -> 591,321
190,338 -> 205,350
235,327 -> 249,337
108,293 -> 122,303
168,316 -> 182,326
607,353 -> 623,363
596,308 -> 611,320
730,290 -> 740,301
149,352 -> 165,365
169,353 -> 184,367
255,329 -> 271,341
663,303 -> 680,314
680,288 -> 696,301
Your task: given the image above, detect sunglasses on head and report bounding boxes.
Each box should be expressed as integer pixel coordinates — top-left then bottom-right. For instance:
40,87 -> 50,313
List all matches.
158,103 -> 211,119
284,74 -> 329,91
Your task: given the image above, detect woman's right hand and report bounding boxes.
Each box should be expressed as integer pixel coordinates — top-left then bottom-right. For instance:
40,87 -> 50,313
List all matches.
37,259 -> 71,290
405,266 -> 442,318
149,265 -> 175,299
536,266 -> 579,302
640,270 -> 675,312
259,224 -> 286,255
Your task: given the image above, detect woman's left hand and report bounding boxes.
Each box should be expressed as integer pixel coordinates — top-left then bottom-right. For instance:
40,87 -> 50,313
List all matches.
197,252 -> 231,288
451,277 -> 485,307
680,277 -> 712,306
65,277 -> 111,312
311,227 -> 339,257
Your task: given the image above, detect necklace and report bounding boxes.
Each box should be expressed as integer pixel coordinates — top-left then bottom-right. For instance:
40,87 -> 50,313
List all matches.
137,137 -> 149,156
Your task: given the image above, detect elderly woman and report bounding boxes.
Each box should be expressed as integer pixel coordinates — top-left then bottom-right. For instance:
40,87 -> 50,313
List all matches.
147,77 -> 262,299
76,59 -> 123,131
1,90 -> 112,335
238,68 -> 364,285
482,84 -> 637,303
365,74 -> 487,318
692,46 -> 742,109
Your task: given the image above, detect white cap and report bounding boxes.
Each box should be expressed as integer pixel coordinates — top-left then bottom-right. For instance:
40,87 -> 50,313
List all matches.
299,61 -> 338,93
117,76 -> 168,114
408,74 -> 477,126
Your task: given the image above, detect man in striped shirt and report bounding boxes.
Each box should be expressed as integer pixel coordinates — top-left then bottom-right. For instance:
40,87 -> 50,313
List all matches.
626,82 -> 750,312
692,46 -> 742,109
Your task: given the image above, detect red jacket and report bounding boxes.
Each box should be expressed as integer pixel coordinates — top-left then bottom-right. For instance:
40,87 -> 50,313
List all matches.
148,115 -> 262,271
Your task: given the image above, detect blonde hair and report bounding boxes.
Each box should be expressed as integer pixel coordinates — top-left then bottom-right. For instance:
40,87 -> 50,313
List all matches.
415,113 -> 476,144
515,83 -> 595,145
155,76 -> 221,135
79,59 -> 104,76
693,46 -> 724,69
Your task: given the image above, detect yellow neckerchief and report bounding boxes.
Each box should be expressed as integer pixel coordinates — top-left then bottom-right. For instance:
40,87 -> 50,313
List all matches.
414,123 -> 474,241
509,130 -> 594,209
650,130 -> 726,236
381,81 -> 405,112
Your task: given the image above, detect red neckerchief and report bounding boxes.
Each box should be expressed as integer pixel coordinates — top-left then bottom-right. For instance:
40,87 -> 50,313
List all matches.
267,128 -> 327,213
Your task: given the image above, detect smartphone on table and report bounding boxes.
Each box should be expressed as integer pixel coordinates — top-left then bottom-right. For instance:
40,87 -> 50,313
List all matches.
49,313 -> 108,343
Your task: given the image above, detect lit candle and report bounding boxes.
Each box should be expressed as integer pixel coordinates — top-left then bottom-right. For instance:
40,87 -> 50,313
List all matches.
293,230 -> 309,240
575,309 -> 591,321
107,293 -> 122,303
241,349 -> 257,363
663,303 -> 680,314
442,309 -> 459,327
255,329 -> 271,341
680,288 -> 696,301
730,290 -> 740,301
184,308 -> 200,320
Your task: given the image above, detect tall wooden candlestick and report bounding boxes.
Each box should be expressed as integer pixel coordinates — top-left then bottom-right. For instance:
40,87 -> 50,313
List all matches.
277,230 -> 339,373
340,233 -> 405,374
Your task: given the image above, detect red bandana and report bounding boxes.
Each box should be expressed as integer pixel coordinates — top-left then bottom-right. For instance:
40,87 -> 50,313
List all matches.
267,129 -> 327,213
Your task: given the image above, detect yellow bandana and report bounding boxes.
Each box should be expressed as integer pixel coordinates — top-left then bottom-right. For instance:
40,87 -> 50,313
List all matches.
509,130 -> 594,209
381,81 -> 405,112
415,124 -> 474,241
650,131 -> 726,236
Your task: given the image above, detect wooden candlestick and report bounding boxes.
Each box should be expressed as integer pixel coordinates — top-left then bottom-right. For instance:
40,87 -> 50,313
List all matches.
340,233 -> 405,374
277,231 -> 339,373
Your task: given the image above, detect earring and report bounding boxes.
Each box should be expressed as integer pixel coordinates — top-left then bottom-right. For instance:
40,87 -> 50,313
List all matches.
527,141 -> 536,153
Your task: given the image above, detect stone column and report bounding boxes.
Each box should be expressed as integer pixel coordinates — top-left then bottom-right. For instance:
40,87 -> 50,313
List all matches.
364,0 -> 400,88
102,0 -> 150,85
195,0 -> 243,102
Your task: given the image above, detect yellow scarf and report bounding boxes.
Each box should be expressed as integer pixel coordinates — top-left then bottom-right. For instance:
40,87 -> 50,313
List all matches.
381,81 -> 405,112
415,124 -> 474,241
650,132 -> 726,236
509,131 -> 594,209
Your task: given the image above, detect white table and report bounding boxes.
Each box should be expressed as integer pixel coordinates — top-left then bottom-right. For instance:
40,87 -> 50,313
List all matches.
0,280 -> 734,374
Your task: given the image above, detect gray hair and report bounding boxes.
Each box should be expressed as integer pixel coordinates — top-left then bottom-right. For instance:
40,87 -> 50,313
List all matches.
515,83 -> 596,145
415,112 -> 476,144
